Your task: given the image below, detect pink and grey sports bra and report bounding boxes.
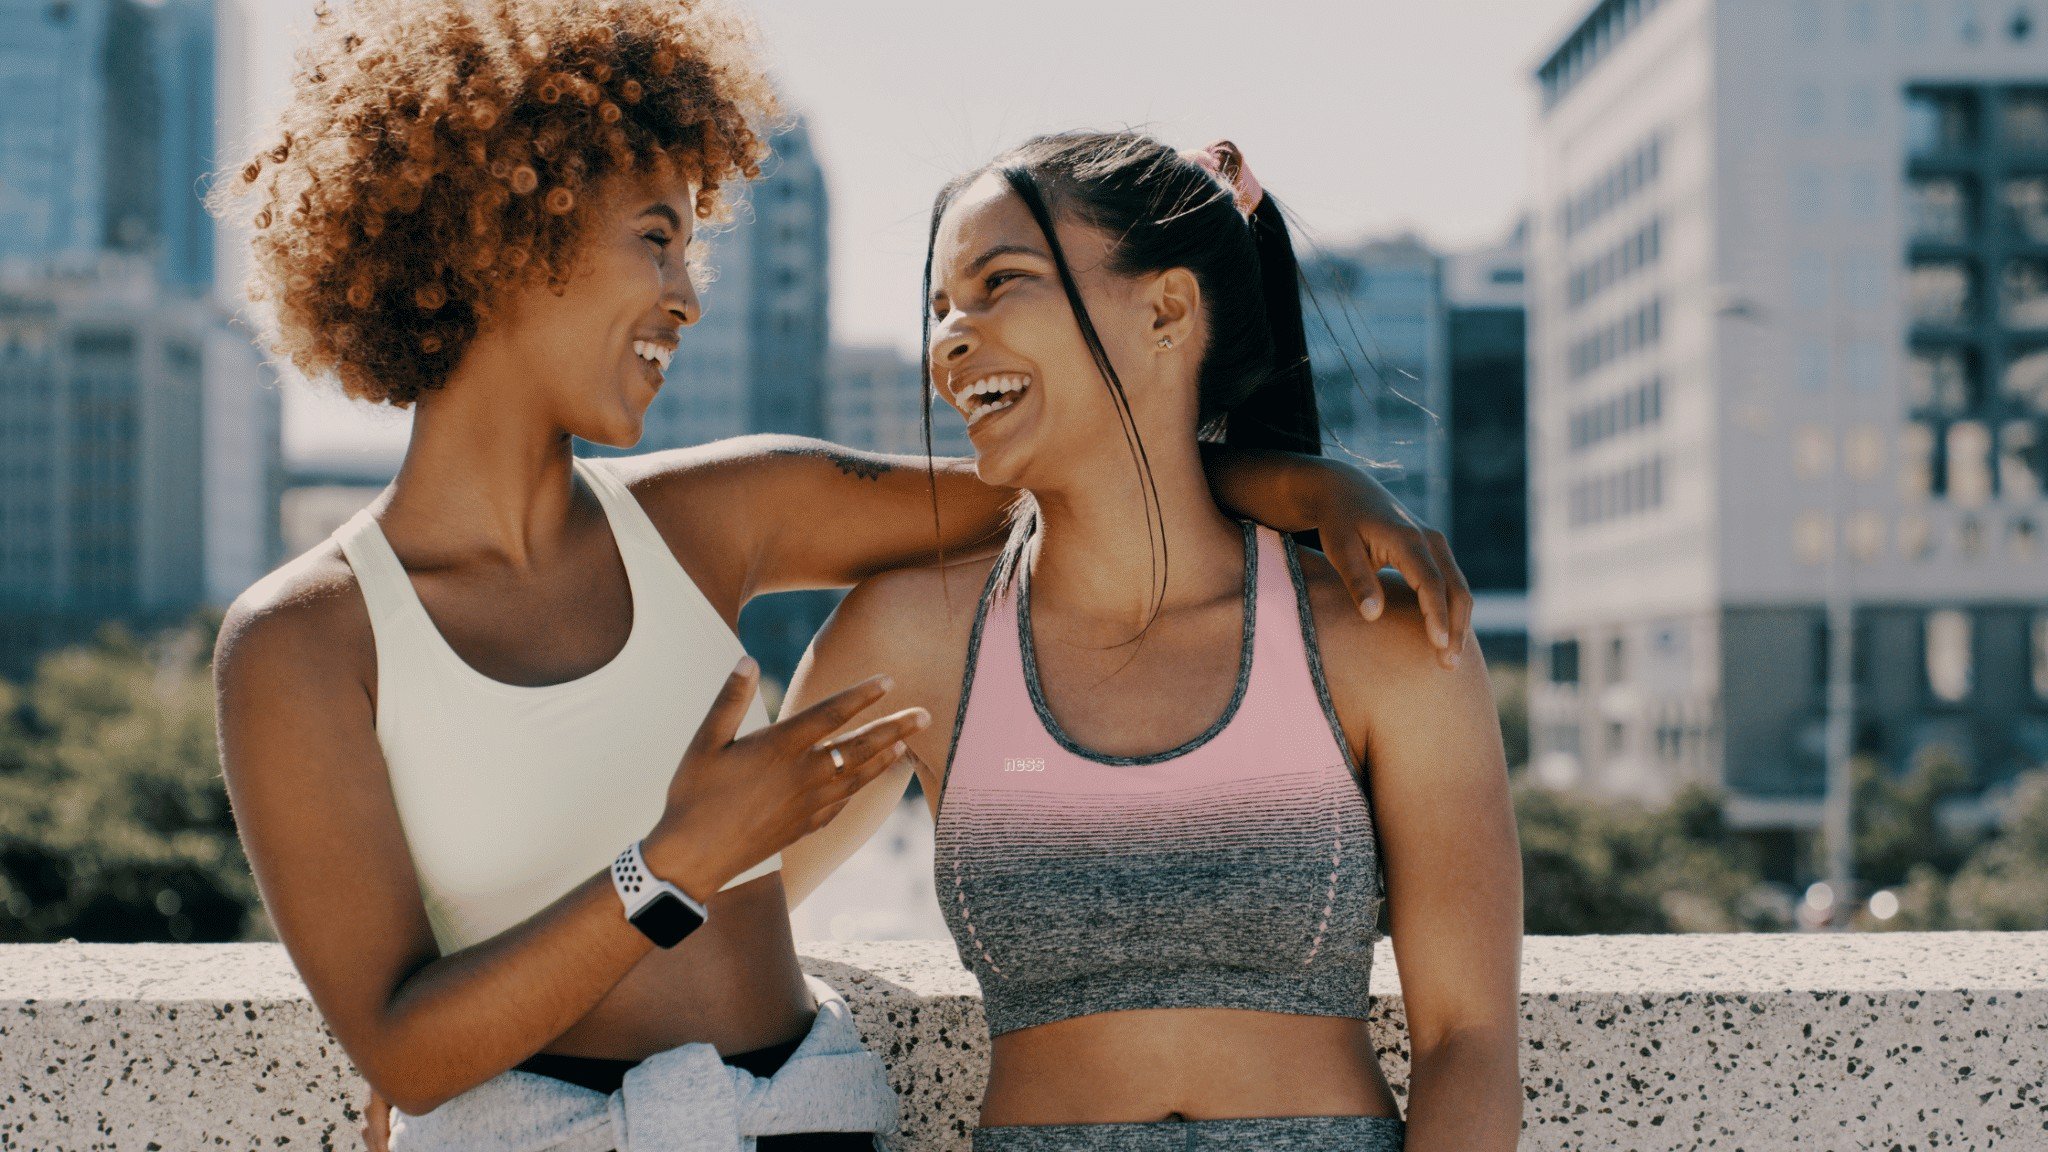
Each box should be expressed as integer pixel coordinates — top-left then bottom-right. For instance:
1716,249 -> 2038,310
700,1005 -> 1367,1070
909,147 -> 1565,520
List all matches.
935,522 -> 1387,1037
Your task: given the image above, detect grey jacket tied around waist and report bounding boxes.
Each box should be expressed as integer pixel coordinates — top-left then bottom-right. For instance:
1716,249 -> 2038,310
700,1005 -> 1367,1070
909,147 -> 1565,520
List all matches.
389,976 -> 900,1152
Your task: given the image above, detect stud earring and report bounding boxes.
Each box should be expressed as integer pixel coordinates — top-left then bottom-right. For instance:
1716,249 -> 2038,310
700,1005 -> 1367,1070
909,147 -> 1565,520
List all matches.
1157,334 -> 1174,350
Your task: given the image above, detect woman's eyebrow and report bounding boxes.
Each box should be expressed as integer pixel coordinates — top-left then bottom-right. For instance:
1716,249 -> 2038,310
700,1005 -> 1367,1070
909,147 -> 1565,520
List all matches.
964,243 -> 1044,276
637,203 -> 684,228
932,242 -> 1046,307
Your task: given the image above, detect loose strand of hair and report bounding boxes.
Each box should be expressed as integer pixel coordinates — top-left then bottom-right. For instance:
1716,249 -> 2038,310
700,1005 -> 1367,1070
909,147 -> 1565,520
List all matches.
999,166 -> 1170,644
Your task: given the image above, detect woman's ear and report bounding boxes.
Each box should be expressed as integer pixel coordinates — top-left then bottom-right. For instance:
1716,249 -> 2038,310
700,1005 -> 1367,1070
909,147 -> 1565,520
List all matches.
1150,267 -> 1202,354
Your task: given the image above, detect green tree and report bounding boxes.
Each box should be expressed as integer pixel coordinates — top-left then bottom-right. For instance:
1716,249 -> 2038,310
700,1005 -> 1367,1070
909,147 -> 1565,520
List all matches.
0,617 -> 256,943
1487,661 -> 1530,772
1889,768 -> 2048,931
1849,749 -> 1977,891
1515,780 -> 1780,935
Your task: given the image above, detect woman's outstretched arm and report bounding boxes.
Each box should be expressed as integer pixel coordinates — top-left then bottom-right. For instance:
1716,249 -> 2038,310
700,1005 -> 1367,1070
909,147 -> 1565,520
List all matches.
629,435 -> 1473,667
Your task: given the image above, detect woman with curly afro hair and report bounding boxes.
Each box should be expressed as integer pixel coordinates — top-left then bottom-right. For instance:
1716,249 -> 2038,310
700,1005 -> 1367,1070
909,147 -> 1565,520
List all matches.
207,1 -> 1474,1148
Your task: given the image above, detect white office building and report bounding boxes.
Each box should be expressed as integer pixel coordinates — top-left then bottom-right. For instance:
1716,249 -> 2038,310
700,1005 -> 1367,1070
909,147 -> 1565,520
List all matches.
1527,0 -> 2048,870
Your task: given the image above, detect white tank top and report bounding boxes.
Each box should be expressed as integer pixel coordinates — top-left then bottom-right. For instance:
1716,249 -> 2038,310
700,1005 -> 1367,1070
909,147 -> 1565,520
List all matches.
332,454 -> 779,956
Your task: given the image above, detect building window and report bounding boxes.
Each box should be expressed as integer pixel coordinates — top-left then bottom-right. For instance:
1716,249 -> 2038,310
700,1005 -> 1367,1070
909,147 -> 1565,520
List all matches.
1907,88 -> 1978,155
2004,88 -> 2048,149
2007,347 -> 2048,411
1793,0 -> 1824,42
1909,347 -> 1982,413
1795,511 -> 1834,563
1908,261 -> 1976,326
1795,425 -> 1834,478
1909,176 -> 1975,243
1796,84 -> 1826,130
1899,421 -> 1937,500
1795,168 -> 1828,221
1958,3 -> 1983,42
1901,1 -> 1931,42
1898,513 -> 1935,558
1847,340 -> 1887,392
1848,510 -> 1886,559
1607,634 -> 1626,684
2001,420 -> 2044,500
1794,252 -> 1830,308
1798,341 -> 1830,393
2005,259 -> 2048,328
1947,420 -> 1994,506
2008,177 -> 2048,244
1549,639 -> 1580,685
1926,609 -> 1974,703
1845,251 -> 1885,310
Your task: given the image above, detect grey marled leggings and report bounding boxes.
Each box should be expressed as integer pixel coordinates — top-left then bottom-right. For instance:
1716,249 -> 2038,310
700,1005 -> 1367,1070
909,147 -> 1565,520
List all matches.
971,1114 -> 1406,1151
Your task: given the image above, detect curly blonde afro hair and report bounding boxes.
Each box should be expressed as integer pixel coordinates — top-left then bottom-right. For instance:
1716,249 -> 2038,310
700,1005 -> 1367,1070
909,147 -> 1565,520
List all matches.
209,0 -> 778,407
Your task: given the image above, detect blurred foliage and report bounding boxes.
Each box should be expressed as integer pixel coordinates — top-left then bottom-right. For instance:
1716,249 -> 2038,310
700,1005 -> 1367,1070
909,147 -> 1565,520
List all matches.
1847,749 -> 1978,891
0,614 -> 257,943
1514,780 -> 1787,934
1487,660 -> 1530,772
1884,766 -> 2048,931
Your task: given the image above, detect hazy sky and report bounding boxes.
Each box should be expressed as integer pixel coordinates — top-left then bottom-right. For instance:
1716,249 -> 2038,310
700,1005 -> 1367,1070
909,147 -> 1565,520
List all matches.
243,0 -> 1594,456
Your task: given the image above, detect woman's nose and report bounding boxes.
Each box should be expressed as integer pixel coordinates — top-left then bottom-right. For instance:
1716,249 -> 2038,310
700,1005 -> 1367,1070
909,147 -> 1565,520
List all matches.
932,319 -> 976,366
666,272 -> 702,328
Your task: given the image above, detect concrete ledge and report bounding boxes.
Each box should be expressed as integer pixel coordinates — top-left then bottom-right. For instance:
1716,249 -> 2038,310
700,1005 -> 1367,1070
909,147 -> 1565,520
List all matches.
3,934 -> 2045,1150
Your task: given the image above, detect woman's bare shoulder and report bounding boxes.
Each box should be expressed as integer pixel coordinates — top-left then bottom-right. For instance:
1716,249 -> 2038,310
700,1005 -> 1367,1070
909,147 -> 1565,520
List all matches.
801,553 -> 1000,790
214,539 -> 375,707
1288,543 -> 1479,748
823,553 -> 998,673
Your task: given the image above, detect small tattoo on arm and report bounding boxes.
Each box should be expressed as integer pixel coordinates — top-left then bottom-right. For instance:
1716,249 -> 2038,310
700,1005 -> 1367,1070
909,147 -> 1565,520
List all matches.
834,454 -> 889,482
768,443 -> 893,482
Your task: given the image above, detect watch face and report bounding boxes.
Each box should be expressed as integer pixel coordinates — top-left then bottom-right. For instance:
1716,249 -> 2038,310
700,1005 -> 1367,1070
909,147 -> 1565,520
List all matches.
629,891 -> 705,948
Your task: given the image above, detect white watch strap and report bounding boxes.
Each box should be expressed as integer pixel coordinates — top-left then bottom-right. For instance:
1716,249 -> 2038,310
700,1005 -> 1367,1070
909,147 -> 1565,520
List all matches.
611,840 -> 708,921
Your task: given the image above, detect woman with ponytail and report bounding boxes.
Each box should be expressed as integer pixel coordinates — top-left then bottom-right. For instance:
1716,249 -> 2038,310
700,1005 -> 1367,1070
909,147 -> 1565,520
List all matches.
781,132 -> 1522,1151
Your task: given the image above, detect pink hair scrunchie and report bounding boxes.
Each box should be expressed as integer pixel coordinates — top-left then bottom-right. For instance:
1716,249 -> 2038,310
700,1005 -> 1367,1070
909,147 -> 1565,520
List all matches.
1181,139 -> 1266,218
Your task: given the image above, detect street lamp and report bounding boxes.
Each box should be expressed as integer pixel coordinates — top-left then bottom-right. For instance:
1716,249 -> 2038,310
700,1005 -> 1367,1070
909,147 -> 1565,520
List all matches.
1717,287 -> 1858,927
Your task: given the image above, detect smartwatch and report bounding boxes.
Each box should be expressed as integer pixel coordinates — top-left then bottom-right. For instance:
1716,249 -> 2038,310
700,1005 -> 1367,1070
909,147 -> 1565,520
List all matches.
610,839 -> 708,948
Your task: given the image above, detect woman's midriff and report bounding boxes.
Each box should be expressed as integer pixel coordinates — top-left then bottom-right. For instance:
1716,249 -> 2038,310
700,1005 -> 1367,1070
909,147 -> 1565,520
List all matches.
541,876 -> 816,1059
977,1007 -> 1400,1126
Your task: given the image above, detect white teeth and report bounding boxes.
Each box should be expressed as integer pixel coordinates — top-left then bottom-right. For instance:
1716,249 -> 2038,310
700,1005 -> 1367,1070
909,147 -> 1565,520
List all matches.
961,373 -> 1030,399
632,340 -> 673,371
965,397 -> 1016,427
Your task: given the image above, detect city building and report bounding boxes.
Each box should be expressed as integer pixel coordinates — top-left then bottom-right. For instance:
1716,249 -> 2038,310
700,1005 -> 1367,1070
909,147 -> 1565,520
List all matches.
1299,236 -> 1450,531
1443,224 -> 1531,662
1527,0 -> 2048,875
0,0 -> 282,667
0,263 -> 279,670
829,343 -> 972,459
0,0 -> 218,290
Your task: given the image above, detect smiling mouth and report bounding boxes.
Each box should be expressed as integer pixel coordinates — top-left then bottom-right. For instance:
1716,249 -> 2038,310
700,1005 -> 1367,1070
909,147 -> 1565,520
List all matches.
957,373 -> 1032,428
632,340 -> 674,379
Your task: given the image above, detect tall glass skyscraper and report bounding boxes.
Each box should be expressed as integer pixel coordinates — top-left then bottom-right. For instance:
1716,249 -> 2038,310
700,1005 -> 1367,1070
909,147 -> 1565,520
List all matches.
0,0 -> 217,288
0,0 -> 282,669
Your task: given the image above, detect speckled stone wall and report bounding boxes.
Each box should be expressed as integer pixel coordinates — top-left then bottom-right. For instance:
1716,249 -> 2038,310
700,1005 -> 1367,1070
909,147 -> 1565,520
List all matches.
3,934 -> 2044,1150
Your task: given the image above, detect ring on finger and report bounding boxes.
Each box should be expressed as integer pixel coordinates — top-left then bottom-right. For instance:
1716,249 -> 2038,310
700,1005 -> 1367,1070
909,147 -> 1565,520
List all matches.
826,743 -> 847,772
